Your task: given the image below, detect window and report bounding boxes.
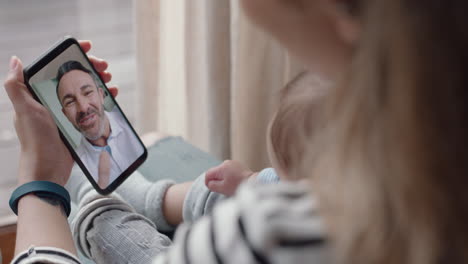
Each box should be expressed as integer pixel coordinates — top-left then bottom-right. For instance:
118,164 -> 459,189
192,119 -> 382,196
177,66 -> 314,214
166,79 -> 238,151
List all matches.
0,0 -> 136,220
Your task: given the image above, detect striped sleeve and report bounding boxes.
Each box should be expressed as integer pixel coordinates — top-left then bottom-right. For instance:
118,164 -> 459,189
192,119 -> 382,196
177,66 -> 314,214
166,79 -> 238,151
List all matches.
11,247 -> 81,264
154,181 -> 329,264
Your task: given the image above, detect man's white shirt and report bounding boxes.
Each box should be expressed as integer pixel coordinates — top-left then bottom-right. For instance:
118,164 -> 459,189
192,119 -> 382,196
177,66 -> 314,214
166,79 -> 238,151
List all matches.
74,110 -> 143,185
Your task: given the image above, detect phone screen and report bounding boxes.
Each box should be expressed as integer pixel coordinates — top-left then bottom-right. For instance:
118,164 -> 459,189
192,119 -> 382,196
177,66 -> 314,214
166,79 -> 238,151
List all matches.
26,39 -> 146,194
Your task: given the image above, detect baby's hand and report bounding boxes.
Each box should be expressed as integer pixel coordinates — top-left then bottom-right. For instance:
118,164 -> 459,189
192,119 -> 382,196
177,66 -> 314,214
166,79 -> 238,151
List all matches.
205,160 -> 255,196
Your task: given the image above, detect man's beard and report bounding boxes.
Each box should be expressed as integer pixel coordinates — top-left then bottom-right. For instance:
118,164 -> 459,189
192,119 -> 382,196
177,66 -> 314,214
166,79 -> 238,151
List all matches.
74,106 -> 107,141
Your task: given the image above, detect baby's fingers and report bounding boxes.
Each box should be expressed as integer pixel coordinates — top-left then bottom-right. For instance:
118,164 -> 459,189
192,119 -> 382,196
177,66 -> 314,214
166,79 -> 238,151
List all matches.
206,179 -> 227,194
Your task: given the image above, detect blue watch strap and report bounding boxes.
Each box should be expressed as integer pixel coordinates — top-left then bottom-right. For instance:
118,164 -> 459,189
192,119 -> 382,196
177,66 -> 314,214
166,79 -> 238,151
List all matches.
9,181 -> 71,217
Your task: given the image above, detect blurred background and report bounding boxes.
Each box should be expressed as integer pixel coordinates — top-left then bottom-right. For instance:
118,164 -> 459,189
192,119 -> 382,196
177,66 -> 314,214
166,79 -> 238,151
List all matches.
0,0 -> 304,224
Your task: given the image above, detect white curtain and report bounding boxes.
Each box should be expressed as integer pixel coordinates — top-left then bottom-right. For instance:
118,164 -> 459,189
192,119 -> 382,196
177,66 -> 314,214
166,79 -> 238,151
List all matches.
135,0 -> 303,170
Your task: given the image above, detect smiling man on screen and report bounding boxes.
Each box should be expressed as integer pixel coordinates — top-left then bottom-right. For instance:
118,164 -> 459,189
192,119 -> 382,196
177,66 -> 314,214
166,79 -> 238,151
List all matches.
56,60 -> 142,188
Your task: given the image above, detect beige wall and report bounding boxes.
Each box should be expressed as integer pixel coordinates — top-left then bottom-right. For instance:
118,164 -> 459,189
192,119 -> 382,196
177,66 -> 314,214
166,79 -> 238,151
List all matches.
135,0 -> 304,169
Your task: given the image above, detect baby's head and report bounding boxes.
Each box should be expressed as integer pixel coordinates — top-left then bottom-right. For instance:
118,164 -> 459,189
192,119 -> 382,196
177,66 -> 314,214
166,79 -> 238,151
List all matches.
267,71 -> 328,180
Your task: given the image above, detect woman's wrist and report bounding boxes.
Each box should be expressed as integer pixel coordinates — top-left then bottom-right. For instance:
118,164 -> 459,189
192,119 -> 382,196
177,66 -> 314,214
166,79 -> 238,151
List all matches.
17,174 -> 67,187
17,156 -> 71,187
10,181 -> 71,217
16,136 -> 74,186
18,194 -> 66,216
15,194 -> 76,255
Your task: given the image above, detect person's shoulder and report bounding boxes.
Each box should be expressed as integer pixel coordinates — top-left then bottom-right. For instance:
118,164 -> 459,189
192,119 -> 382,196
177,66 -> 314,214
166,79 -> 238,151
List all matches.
235,181 -> 321,225
211,181 -> 329,262
238,179 -> 312,200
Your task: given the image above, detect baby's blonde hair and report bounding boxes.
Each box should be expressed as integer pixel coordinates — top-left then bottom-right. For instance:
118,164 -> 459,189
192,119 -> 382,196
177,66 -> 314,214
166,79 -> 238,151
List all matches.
268,71 -> 327,179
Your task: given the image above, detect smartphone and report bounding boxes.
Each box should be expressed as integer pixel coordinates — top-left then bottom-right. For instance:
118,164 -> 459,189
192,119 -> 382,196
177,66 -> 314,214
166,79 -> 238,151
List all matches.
23,36 -> 147,194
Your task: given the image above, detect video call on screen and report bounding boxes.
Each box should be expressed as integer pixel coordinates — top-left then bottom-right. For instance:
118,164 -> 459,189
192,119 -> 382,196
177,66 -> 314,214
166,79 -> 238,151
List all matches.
29,44 -> 144,189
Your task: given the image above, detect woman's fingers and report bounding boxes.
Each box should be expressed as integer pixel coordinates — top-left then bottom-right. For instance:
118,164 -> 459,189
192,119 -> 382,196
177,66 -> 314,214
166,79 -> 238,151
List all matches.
79,41 -> 111,82
99,71 -> 112,83
88,55 -> 109,73
79,40 -> 92,53
108,86 -> 119,98
78,40 -> 116,94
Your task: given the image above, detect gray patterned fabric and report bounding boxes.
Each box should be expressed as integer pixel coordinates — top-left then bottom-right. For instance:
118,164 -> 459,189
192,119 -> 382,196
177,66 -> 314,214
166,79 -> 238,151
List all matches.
70,136 -> 221,264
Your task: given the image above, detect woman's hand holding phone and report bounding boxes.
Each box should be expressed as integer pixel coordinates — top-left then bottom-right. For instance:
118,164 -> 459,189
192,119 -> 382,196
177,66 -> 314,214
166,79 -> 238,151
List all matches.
3,40 -> 117,186
80,40 -> 119,97
5,55 -> 72,186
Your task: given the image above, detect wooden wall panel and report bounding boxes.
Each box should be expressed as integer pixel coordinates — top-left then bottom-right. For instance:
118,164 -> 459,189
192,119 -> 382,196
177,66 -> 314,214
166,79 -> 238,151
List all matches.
0,224 -> 17,264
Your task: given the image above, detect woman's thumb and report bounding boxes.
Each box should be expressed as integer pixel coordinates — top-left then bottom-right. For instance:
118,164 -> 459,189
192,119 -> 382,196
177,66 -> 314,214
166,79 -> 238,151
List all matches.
8,56 -> 24,81
4,56 -> 32,112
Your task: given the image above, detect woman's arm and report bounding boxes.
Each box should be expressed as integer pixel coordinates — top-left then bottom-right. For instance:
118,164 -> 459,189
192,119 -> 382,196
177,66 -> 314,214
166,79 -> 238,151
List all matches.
5,40 -> 114,262
15,194 -> 76,255
4,55 -> 77,256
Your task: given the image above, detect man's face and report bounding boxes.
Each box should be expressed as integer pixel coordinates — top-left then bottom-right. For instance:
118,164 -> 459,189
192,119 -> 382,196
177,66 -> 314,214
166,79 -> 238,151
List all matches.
58,70 -> 106,141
